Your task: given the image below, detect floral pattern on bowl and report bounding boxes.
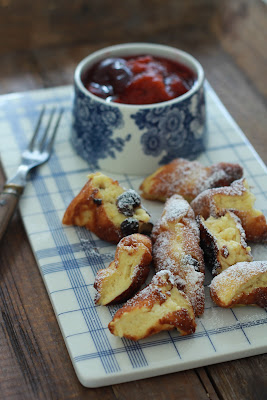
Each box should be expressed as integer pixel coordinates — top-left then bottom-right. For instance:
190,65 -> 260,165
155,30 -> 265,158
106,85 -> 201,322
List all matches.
72,87 -> 131,168
131,88 -> 205,165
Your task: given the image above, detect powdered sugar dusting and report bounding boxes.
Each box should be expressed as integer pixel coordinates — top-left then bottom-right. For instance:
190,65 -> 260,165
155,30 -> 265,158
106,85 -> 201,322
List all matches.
162,195 -> 192,222
141,158 -> 243,202
191,178 -> 248,217
153,160 -> 209,199
152,195 -> 205,316
124,271 -> 172,308
210,261 -> 267,294
201,168 -> 226,191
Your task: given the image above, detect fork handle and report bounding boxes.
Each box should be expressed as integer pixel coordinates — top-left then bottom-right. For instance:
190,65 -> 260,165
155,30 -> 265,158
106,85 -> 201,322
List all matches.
0,184 -> 24,241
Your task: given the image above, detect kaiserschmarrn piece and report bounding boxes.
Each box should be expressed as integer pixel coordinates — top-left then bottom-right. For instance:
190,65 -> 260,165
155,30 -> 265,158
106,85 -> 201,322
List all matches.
94,234 -> 152,305
198,211 -> 253,276
140,158 -> 243,203
191,178 -> 267,243
151,195 -> 205,316
210,261 -> 267,308
62,172 -> 152,243
108,270 -> 196,340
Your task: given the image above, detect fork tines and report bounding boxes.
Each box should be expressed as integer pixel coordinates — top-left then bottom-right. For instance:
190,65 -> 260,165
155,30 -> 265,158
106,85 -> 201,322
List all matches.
28,107 -> 64,152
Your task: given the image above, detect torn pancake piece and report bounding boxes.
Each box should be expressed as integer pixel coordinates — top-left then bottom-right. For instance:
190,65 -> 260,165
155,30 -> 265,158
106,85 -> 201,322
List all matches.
140,158 -> 243,203
152,195 -> 205,316
191,178 -> 267,243
210,261 -> 267,308
94,234 -> 152,305
198,211 -> 253,276
108,271 -> 196,340
62,172 -> 152,243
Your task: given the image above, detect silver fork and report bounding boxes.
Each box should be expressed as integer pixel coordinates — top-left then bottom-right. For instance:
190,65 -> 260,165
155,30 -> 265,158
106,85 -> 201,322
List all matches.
0,107 -> 64,241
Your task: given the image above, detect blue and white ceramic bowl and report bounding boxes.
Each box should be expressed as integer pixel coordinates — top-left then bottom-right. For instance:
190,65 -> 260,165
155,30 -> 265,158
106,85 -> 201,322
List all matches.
72,43 -> 206,175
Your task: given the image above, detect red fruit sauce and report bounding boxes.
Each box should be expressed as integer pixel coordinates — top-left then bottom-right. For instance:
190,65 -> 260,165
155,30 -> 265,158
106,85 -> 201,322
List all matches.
83,55 -> 196,105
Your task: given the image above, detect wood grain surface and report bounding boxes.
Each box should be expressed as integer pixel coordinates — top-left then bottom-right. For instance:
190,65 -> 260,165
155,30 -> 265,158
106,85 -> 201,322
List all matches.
0,0 -> 266,399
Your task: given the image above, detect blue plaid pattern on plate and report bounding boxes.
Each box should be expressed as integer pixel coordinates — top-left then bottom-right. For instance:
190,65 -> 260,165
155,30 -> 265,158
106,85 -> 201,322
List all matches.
0,83 -> 266,388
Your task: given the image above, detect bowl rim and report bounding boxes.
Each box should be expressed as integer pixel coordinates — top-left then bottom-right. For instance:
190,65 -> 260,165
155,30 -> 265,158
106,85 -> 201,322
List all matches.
74,42 -> 205,109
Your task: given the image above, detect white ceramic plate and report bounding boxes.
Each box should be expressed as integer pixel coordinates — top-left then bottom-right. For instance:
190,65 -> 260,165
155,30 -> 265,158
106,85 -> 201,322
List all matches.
0,83 -> 266,388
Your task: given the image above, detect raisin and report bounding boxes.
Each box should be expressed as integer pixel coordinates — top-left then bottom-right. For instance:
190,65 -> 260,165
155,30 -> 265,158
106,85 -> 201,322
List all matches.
191,259 -> 200,272
221,245 -> 229,258
116,189 -> 141,216
182,255 -> 200,272
93,198 -> 102,205
120,218 -> 139,236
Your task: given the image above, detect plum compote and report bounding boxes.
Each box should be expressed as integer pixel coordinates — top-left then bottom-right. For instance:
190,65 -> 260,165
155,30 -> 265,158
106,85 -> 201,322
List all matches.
83,55 -> 196,105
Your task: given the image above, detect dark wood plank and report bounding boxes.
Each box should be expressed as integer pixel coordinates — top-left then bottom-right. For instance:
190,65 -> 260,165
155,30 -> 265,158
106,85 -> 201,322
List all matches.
196,368 -> 220,400
0,52 -> 43,94
206,355 -> 267,400
212,0 -> 267,98
112,371 -> 210,400
196,46 -> 267,166
0,0 -> 218,53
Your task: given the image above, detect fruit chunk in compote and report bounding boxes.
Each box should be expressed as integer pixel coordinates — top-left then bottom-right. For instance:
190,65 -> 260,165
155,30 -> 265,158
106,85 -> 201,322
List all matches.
84,55 -> 196,105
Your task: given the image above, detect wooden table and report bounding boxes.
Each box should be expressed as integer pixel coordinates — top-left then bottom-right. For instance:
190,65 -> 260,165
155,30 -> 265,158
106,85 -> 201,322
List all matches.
0,1 -> 266,398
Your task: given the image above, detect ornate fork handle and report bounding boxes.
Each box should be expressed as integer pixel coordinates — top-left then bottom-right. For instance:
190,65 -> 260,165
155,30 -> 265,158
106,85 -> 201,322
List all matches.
0,183 -> 24,241
0,107 -> 63,241
0,164 -> 29,240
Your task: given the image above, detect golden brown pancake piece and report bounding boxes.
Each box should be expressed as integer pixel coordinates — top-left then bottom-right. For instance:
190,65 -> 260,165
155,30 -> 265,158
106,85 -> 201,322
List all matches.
152,194 -> 205,317
210,261 -> 267,308
140,158 -> 243,202
198,211 -> 252,276
191,178 -> 267,243
108,271 -> 196,340
94,234 -> 152,305
62,172 -> 152,243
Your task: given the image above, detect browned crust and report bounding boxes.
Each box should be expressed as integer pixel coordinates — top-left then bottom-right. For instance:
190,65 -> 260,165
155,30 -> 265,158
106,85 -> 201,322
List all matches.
62,180 -> 101,225
231,209 -> 267,243
191,178 -> 267,243
139,158 -> 243,203
190,190 -> 214,220
94,234 -> 152,305
160,308 -> 197,335
210,286 -> 267,308
212,162 -> 243,187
